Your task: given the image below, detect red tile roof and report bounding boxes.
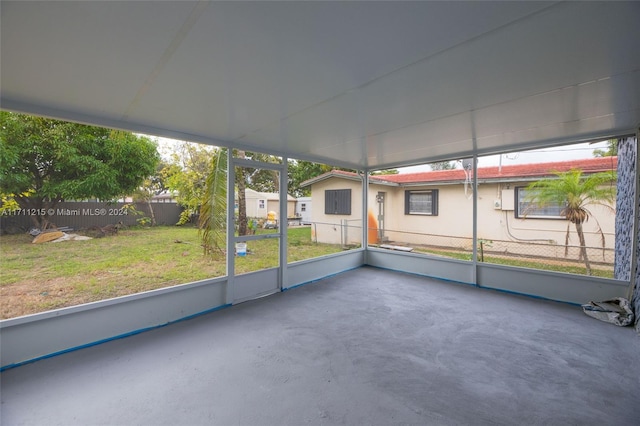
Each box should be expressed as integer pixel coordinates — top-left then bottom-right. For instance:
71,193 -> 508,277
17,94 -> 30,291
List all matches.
301,157 -> 617,187
374,156 -> 618,184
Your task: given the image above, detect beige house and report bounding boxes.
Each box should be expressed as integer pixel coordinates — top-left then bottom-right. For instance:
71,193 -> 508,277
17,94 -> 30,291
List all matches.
302,157 -> 618,260
237,188 -> 296,220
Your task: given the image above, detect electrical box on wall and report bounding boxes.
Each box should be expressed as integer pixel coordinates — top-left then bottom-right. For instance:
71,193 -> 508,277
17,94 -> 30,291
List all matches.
501,189 -> 515,210
493,199 -> 502,209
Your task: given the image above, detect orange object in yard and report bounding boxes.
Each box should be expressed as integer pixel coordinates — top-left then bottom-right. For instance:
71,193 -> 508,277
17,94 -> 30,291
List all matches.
32,231 -> 64,244
368,209 -> 378,245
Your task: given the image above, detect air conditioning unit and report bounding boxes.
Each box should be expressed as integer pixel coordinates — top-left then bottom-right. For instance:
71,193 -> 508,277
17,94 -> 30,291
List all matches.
493,199 -> 502,210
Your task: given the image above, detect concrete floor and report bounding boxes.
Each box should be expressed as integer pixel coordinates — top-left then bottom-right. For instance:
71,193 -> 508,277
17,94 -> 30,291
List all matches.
1,266 -> 639,425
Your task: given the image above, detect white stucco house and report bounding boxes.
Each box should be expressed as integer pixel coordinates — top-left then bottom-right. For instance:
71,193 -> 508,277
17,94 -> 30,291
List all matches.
302,157 -> 618,260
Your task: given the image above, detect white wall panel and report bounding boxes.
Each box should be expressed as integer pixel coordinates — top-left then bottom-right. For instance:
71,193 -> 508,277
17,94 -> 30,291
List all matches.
1,279 -> 228,369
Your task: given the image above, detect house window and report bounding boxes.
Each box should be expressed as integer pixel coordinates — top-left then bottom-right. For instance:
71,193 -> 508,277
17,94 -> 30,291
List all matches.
515,187 -> 565,219
300,203 -> 306,212
258,199 -> 265,209
325,189 -> 351,215
405,190 -> 438,215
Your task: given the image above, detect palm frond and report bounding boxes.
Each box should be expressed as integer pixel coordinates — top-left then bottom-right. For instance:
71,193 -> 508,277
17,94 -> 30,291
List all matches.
199,148 -> 227,257
525,168 -> 616,275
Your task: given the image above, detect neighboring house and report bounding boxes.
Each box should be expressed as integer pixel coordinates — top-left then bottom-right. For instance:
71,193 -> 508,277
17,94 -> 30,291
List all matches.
118,191 -> 178,203
295,197 -> 312,224
150,192 -> 178,203
237,188 -> 296,220
301,170 -> 368,246
301,158 -> 618,255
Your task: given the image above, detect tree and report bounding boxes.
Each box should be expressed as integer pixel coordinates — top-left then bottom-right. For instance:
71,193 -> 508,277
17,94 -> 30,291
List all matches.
235,150 -> 249,236
593,139 -> 618,157
242,152 -> 282,193
0,112 -> 159,229
287,160 -> 356,197
288,160 -> 328,197
370,169 -> 399,176
198,148 -> 280,254
525,169 -> 616,275
130,160 -> 172,226
430,161 -> 456,171
233,150 -> 282,235
199,148 -> 227,257
163,142 -> 217,224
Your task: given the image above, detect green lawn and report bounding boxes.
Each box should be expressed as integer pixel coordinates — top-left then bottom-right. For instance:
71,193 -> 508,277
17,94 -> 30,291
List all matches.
2,225 -> 614,319
411,247 -> 614,278
0,226 -> 343,319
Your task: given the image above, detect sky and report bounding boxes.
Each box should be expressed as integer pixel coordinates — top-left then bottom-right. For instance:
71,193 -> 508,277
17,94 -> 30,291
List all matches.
150,134 -> 610,173
400,140 -> 610,173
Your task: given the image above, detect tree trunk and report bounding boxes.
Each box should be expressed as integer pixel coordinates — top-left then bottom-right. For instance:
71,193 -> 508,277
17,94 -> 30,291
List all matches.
575,222 -> 591,275
15,195 -> 56,230
271,170 -> 280,194
237,168 -> 248,236
147,200 -> 157,226
235,150 -> 248,236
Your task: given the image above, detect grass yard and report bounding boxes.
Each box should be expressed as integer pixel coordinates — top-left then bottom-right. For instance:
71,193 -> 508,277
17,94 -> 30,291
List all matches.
0,226 -> 343,319
3,224 -> 613,320
410,246 -> 614,278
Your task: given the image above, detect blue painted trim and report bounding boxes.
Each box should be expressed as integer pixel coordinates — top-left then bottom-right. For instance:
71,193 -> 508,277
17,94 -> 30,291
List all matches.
282,265 -> 362,292
0,303 -> 231,372
368,264 -> 477,287
367,264 -> 579,306
480,285 -> 581,307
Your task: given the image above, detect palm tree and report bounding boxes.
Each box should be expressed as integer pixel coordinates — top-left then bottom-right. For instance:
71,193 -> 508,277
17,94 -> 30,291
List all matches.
199,148 -> 227,257
199,149 -> 282,256
525,169 -> 616,275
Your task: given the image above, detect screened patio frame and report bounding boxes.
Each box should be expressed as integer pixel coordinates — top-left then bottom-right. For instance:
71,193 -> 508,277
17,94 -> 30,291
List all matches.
2,134 -> 637,370
1,1 -> 640,370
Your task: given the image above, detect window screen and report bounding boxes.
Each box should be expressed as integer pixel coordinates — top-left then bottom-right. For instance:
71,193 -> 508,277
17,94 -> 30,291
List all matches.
515,187 -> 564,219
404,190 -> 438,215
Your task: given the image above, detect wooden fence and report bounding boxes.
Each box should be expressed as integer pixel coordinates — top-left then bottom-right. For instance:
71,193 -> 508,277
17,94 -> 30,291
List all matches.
0,201 -> 184,234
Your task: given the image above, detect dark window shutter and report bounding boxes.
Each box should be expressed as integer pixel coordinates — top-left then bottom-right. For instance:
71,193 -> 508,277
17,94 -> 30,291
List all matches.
404,190 -> 410,215
325,190 -> 334,214
325,189 -> 351,215
337,189 -> 351,215
432,189 -> 439,216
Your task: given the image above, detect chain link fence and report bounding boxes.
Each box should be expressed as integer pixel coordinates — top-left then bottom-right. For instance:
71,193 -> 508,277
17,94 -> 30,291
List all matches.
369,228 -> 617,278
309,220 -> 362,248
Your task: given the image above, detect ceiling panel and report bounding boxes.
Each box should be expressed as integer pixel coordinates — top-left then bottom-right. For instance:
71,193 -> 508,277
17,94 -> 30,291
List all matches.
1,1 -> 639,170
0,1 -> 196,121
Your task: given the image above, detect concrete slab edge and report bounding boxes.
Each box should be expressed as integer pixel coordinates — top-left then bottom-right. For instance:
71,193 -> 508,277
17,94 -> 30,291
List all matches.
0,303 -> 231,372
368,264 -> 580,307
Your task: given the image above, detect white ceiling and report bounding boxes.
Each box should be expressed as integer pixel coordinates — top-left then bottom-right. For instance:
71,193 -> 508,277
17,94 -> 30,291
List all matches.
2,1 -> 639,170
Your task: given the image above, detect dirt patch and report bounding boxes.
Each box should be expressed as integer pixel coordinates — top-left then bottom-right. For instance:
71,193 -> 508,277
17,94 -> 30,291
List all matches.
0,276 -> 80,319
